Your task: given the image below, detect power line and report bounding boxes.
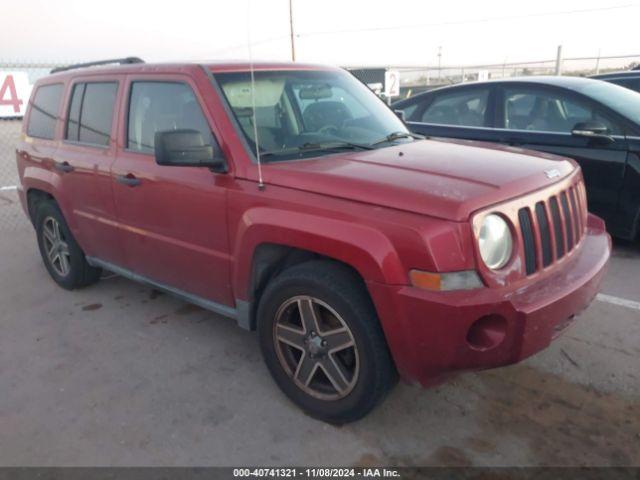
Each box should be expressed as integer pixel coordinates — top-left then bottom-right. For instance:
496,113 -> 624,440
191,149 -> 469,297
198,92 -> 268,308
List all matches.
206,34 -> 290,56
205,2 -> 640,58
296,3 -> 640,37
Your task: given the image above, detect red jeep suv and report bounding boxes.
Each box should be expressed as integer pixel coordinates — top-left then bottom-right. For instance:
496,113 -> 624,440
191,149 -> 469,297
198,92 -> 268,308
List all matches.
16,58 -> 611,423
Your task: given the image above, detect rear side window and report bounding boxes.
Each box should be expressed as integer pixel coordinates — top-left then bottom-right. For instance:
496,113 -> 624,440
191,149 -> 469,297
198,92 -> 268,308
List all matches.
27,84 -> 64,139
127,82 -> 213,154
420,88 -> 489,127
66,82 -> 118,146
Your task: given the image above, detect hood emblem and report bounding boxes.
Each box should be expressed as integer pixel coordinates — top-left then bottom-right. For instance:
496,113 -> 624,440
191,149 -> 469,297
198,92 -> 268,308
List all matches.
545,169 -> 561,179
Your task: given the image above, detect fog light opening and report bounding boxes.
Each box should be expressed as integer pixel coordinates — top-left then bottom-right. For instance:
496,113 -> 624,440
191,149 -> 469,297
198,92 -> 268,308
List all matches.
466,314 -> 507,351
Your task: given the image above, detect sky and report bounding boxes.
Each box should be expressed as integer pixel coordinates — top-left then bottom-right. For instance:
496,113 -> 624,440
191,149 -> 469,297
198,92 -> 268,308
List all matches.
1,0 -> 639,68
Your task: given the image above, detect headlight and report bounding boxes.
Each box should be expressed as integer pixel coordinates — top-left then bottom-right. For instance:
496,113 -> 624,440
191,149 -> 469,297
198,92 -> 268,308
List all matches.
478,214 -> 513,270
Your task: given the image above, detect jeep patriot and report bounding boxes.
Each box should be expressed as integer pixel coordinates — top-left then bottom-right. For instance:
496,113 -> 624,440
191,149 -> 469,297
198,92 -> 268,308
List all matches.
16,58 -> 611,423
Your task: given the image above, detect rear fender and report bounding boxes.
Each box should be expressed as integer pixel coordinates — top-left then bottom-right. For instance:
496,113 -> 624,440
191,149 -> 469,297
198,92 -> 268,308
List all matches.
22,168 -> 78,232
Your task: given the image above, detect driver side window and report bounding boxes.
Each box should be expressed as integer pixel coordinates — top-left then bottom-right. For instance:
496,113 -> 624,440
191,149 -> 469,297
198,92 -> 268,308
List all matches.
503,88 -> 621,135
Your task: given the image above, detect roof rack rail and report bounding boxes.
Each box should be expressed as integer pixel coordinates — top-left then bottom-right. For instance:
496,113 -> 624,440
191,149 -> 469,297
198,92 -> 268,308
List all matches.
50,57 -> 144,74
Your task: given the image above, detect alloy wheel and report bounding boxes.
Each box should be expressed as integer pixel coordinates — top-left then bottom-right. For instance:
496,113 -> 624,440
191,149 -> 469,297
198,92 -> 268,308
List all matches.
273,295 -> 359,400
42,216 -> 71,277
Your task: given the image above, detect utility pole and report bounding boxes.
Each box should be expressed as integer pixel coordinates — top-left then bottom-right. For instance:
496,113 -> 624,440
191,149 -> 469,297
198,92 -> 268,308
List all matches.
595,48 -> 601,75
437,46 -> 442,80
555,45 -> 563,76
289,0 -> 296,62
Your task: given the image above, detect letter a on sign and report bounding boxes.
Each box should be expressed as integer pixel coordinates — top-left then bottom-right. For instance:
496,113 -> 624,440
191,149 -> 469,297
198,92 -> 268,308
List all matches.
0,73 -> 32,118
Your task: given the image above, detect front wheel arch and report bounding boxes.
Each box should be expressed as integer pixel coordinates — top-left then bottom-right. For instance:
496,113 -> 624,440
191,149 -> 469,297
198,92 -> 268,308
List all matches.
244,243 -> 376,332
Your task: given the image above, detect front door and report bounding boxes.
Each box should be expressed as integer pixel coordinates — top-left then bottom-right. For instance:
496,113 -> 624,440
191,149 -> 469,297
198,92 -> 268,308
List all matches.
111,76 -> 233,306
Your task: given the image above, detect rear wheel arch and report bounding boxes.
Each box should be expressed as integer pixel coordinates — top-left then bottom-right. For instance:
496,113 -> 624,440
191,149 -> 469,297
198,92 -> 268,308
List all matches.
33,199 -> 101,289
27,188 -> 56,224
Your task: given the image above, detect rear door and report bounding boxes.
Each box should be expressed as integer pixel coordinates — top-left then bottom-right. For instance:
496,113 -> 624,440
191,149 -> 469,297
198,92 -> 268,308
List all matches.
494,83 -> 629,231
400,84 -> 501,142
111,74 -> 233,307
56,76 -> 124,264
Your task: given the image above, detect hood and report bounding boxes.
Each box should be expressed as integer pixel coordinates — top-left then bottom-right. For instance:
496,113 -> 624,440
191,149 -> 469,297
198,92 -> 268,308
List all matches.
264,138 -> 576,222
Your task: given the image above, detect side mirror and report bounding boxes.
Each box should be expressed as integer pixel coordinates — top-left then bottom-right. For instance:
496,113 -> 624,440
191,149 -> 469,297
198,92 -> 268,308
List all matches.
571,121 -> 614,143
154,129 -> 227,172
394,109 -> 406,121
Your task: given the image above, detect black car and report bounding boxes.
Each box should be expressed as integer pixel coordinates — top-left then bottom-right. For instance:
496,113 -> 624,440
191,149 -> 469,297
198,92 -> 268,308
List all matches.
393,77 -> 640,240
591,70 -> 640,94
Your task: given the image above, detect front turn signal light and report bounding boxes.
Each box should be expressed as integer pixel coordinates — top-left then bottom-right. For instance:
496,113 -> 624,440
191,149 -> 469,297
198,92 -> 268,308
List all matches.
409,269 -> 483,291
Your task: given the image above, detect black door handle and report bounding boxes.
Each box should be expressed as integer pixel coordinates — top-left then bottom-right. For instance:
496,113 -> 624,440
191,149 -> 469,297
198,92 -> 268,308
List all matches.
116,174 -> 141,187
54,161 -> 74,173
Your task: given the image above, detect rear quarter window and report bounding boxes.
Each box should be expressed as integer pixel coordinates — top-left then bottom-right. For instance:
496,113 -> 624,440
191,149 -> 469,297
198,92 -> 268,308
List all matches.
27,84 -> 64,139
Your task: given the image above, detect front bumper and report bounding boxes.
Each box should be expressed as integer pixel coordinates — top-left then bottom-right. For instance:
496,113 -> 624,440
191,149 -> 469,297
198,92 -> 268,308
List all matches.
368,214 -> 611,387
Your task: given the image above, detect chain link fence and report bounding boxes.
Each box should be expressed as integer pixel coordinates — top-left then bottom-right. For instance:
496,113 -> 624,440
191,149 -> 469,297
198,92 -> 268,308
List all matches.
0,62 -> 64,231
348,53 -> 640,100
0,118 -> 28,231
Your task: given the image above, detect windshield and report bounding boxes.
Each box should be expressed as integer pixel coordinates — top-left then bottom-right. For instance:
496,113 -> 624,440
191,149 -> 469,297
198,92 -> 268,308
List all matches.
214,69 -> 411,161
569,80 -> 640,125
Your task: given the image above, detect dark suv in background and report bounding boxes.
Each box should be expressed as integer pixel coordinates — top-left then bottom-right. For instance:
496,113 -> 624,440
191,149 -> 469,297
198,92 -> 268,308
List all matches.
394,76 -> 640,240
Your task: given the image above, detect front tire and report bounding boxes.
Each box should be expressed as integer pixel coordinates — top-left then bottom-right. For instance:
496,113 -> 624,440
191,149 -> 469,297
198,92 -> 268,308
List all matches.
35,200 -> 101,290
257,261 -> 397,424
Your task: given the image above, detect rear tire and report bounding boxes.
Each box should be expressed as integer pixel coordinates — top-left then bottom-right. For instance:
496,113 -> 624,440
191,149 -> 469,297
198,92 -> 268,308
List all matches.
257,260 -> 397,424
35,200 -> 101,290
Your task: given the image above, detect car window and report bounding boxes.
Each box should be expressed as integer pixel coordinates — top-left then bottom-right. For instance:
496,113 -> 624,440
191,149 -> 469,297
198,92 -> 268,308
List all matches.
503,87 -> 620,134
127,82 -> 213,154
419,88 -> 489,127
27,84 -> 64,139
65,82 -> 118,146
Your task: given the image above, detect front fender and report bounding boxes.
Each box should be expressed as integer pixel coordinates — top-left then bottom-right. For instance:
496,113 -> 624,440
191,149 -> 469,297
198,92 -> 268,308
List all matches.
232,207 -> 407,301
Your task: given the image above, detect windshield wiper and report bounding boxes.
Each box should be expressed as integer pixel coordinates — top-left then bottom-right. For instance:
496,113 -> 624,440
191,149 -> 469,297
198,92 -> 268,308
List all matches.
299,141 -> 374,151
261,141 -> 374,159
370,131 -> 424,147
